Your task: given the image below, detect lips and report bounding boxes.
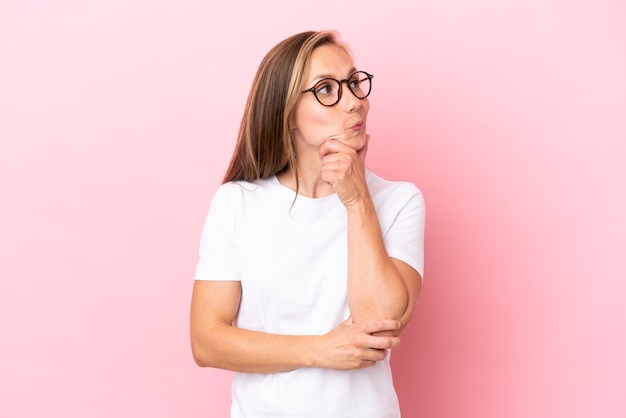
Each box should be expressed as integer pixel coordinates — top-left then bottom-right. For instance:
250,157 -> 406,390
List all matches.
350,121 -> 363,131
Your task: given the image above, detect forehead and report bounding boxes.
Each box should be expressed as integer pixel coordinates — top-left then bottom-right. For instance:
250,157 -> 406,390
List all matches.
306,44 -> 355,81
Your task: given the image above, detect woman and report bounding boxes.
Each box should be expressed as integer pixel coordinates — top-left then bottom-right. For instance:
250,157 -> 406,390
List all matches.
190,30 -> 425,417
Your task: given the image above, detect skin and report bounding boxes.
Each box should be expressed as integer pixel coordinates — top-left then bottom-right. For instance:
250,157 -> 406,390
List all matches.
190,44 -> 421,373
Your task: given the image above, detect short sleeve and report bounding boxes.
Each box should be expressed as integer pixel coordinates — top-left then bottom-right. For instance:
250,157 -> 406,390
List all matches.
194,184 -> 240,281
384,189 -> 426,280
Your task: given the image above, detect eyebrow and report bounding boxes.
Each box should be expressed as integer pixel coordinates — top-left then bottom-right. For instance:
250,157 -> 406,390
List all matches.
310,67 -> 358,83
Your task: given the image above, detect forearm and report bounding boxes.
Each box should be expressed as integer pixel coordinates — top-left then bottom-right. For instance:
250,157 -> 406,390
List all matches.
192,324 -> 318,373
346,197 -> 410,325
191,319 -> 402,373
191,279 -> 403,373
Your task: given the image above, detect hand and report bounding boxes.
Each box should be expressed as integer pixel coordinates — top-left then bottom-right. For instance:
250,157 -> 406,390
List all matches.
312,317 -> 401,370
319,134 -> 370,208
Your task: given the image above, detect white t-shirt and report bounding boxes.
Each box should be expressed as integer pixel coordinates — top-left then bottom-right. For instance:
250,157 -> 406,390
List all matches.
195,170 -> 425,418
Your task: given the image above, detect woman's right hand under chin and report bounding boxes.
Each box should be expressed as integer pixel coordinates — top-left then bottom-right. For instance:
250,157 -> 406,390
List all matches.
319,133 -> 371,209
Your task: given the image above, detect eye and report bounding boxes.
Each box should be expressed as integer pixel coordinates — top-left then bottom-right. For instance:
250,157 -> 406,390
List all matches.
314,80 -> 336,96
348,74 -> 362,89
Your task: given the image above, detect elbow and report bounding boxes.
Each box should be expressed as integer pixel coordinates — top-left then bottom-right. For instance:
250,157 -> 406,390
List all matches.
190,336 -> 218,368
190,322 -> 234,369
191,342 -> 209,367
384,288 -> 411,326
192,356 -> 210,368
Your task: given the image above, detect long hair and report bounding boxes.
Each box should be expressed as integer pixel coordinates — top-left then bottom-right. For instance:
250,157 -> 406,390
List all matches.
222,30 -> 344,186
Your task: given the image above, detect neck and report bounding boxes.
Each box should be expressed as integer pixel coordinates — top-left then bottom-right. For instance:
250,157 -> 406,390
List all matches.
277,164 -> 335,198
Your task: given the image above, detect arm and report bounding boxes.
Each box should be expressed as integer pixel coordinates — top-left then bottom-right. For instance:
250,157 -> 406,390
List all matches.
320,136 -> 422,334
190,280 -> 402,372
346,202 -> 422,332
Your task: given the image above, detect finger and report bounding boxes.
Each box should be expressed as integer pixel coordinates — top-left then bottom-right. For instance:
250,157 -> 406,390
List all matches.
320,150 -> 349,165
319,139 -> 349,160
361,319 -> 402,335
320,155 -> 355,181
319,140 -> 331,159
354,359 -> 377,369
366,335 -> 401,350
360,347 -> 388,363
321,138 -> 355,155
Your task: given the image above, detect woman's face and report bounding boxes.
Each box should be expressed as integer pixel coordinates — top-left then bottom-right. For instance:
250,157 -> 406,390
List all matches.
291,44 -> 370,157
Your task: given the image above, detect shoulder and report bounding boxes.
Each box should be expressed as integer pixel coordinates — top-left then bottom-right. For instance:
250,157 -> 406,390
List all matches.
213,177 -> 275,199
209,176 -> 287,213
366,170 -> 424,207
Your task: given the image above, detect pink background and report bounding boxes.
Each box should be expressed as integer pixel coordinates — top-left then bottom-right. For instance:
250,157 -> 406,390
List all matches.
1,1 -> 625,417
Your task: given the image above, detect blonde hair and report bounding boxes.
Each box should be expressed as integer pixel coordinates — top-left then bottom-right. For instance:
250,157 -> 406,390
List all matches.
222,30 -> 347,189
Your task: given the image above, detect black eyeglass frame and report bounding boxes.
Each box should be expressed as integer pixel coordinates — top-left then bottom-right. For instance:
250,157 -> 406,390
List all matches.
302,71 -> 374,107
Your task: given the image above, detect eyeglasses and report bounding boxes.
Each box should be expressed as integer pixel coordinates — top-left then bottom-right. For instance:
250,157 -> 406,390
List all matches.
302,71 -> 373,107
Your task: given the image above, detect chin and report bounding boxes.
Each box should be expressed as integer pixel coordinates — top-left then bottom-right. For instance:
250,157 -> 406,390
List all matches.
351,132 -> 367,150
